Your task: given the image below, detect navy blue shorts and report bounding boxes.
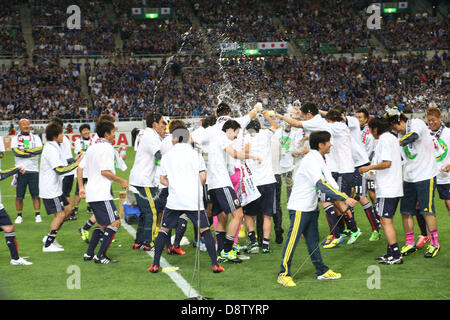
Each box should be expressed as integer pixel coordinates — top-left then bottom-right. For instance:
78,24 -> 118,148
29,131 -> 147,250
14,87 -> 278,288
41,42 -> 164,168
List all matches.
89,200 -> 120,226
353,164 -> 369,196
243,183 -> 276,217
154,187 -> 168,212
366,179 -> 376,192
75,178 -> 88,195
161,208 -> 210,229
319,172 -> 339,202
400,178 -> 436,216
437,183 -> 450,200
337,172 -> 354,198
42,195 -> 69,215
377,197 -> 401,219
0,208 -> 13,227
62,175 -> 74,197
209,186 -> 241,216
16,171 -> 39,199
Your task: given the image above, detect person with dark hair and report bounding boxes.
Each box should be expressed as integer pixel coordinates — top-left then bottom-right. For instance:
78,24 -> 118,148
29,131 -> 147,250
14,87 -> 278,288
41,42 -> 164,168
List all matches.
355,107 -> 378,219
78,120 -> 128,263
278,130 -> 357,287
129,112 -> 167,251
359,117 -> 404,264
74,124 -> 93,242
243,111 -> 278,254
325,109 -> 362,246
49,118 -> 77,221
386,107 -> 440,258
11,119 -> 43,224
40,123 -> 83,252
149,126 -> 224,274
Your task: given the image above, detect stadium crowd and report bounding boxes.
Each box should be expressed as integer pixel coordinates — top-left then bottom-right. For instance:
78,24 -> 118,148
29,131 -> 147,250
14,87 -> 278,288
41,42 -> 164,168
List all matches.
0,2 -> 27,57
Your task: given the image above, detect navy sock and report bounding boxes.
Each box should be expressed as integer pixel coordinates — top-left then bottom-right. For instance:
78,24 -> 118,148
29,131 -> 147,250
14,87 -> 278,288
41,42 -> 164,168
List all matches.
96,226 -> 117,257
166,229 -> 173,248
5,232 -> 19,260
201,229 -> 218,266
415,212 -> 428,236
343,211 -> 358,233
45,230 -> 58,248
248,231 -> 257,243
35,211 -> 40,217
87,227 -> 104,256
363,203 -> 379,231
174,215 -> 188,248
83,219 -> 94,231
153,230 -> 169,267
223,235 -> 234,252
337,214 -> 346,233
262,238 -> 270,250
215,231 -> 226,253
324,205 -> 340,237
391,243 -> 401,259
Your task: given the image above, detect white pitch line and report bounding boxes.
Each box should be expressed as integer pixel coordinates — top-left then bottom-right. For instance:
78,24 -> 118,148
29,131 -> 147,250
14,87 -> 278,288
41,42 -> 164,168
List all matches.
120,220 -> 200,299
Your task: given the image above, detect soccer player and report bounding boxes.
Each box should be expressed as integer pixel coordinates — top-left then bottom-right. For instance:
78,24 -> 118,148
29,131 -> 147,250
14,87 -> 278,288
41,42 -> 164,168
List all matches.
0,166 -> 32,265
243,111 -> 278,254
78,120 -> 128,263
426,106 -> 450,247
277,131 -> 357,287
335,106 -> 380,241
325,109 -> 362,245
40,123 -> 82,252
355,108 -> 378,218
207,119 -> 262,263
275,103 -> 347,249
11,119 -> 43,224
148,127 -> 224,273
50,118 -> 76,221
387,108 -> 440,258
129,112 -> 166,252
359,117 -> 404,264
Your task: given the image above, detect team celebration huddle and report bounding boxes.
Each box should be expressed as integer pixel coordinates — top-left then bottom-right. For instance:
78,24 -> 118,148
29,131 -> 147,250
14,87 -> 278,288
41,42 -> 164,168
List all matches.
0,101 -> 446,288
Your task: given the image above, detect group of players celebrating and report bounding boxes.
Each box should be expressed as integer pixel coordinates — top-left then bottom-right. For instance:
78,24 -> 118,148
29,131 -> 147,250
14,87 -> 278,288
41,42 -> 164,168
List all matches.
0,101 -> 445,289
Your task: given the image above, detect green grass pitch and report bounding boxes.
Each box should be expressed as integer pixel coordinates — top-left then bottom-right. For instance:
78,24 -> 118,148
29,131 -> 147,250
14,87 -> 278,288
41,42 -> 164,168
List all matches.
0,149 -> 449,300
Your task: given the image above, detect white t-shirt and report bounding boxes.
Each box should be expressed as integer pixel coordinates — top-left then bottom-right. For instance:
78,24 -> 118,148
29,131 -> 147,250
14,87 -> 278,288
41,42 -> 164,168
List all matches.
11,133 -> 43,172
272,128 -> 298,173
205,128 -> 233,190
156,134 -> 174,189
372,132 -> 403,198
288,149 -> 338,212
432,126 -> 450,184
301,114 -> 338,172
329,122 -> 354,174
346,116 -> 370,167
271,139 -> 281,175
79,139 -> 116,202
160,143 -> 206,211
246,129 -> 276,186
61,135 -> 74,177
399,119 -> 438,183
39,141 -> 65,199
129,128 -> 162,187
74,137 -> 93,178
0,136 -> 5,169
361,123 -> 376,159
134,129 -> 145,151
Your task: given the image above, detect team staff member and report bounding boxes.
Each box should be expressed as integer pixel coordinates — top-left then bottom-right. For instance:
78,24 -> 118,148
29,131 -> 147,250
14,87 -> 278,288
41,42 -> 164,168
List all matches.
129,113 -> 166,251
149,127 -> 224,273
78,121 -> 128,264
40,123 -> 82,252
277,131 -> 357,287
387,107 -> 440,258
359,117 -> 404,264
11,119 -> 43,224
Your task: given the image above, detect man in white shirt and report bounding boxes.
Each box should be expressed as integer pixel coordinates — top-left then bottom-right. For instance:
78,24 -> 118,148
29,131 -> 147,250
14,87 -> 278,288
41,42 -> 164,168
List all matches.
148,127 -> 224,274
277,131 -> 357,287
359,117 -> 404,264
11,119 -> 43,224
129,112 -> 167,252
78,120 -> 128,264
387,108 -> 440,258
40,123 -> 82,253
355,108 -> 378,218
206,119 -> 262,263
243,111 -> 278,254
